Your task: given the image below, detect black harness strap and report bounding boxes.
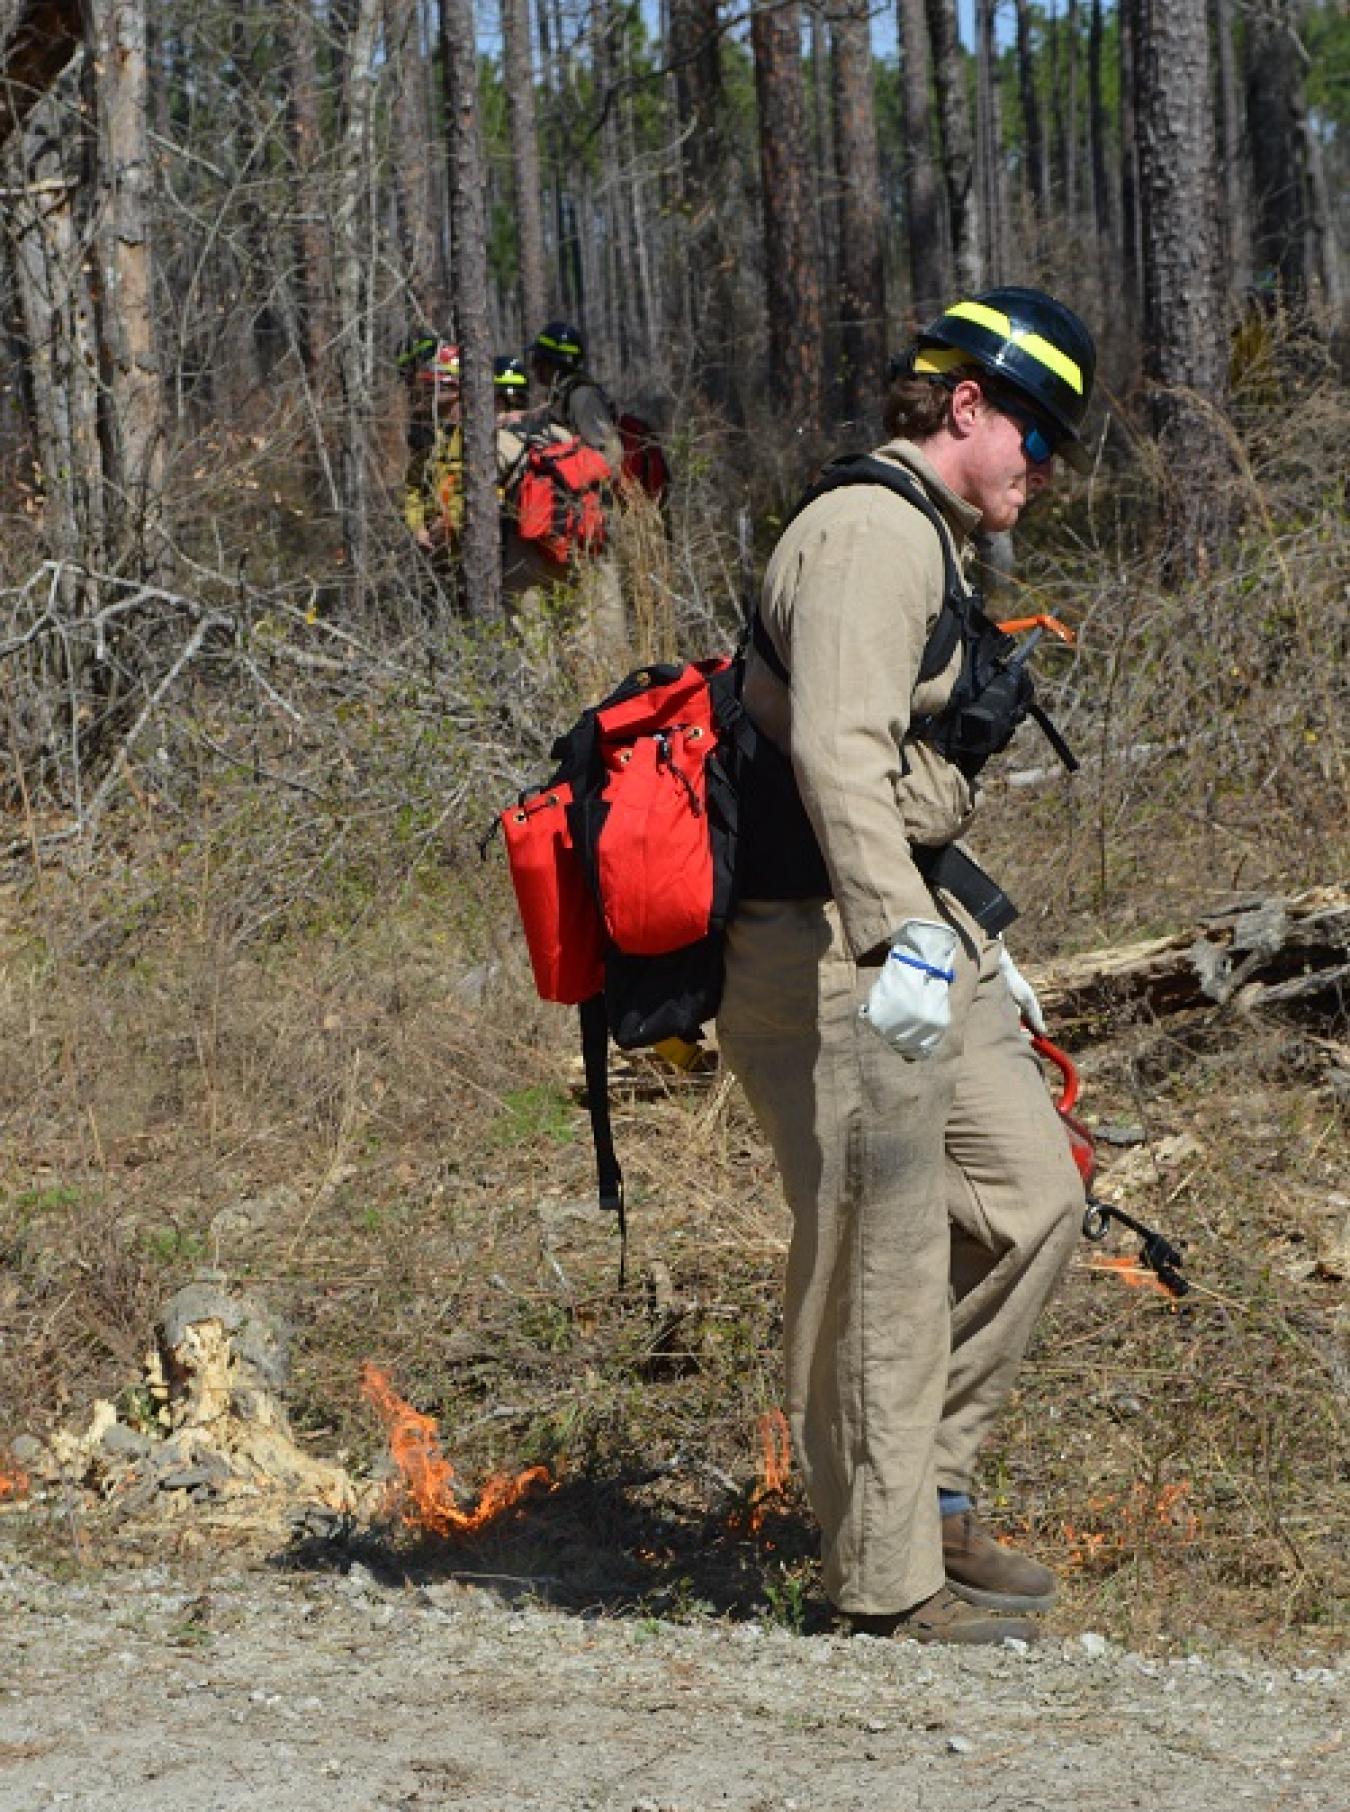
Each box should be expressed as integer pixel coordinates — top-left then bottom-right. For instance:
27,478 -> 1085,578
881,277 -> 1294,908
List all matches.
754,454 -> 1077,777
579,992 -> 626,1286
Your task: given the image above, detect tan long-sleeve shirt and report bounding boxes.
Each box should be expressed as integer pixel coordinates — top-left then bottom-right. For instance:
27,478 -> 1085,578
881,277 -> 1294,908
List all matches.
742,440 -> 985,960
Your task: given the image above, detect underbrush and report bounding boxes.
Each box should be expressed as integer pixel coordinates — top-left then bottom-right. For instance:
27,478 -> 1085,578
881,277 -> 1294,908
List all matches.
1,410 -> 1347,1655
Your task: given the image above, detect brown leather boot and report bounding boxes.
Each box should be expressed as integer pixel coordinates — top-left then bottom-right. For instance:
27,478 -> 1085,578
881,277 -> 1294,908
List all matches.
942,1509 -> 1057,1612
849,1584 -> 1040,1646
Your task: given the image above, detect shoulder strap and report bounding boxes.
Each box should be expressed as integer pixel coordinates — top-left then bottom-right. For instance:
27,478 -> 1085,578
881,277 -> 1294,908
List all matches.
753,455 -> 975,688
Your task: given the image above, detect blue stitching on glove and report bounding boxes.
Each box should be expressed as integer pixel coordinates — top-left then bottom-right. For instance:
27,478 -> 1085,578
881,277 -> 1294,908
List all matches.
888,949 -> 956,984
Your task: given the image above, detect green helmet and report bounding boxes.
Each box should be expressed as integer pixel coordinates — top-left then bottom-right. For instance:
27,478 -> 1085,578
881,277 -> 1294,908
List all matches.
911,287 -> 1096,464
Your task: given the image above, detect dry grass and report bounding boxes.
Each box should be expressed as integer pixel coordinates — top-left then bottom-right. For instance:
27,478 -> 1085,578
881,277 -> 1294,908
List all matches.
1,377 -> 1347,1653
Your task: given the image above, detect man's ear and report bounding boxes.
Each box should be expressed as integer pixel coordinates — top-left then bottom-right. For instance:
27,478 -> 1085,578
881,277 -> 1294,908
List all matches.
946,377 -> 986,436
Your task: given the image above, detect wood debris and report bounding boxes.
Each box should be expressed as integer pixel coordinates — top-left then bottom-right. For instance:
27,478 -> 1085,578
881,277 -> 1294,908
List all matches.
11,1276 -> 374,1531
1034,887 -> 1350,1035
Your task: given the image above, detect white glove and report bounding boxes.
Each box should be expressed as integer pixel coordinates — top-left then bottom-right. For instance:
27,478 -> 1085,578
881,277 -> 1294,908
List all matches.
998,941 -> 1047,1036
860,919 -> 959,1060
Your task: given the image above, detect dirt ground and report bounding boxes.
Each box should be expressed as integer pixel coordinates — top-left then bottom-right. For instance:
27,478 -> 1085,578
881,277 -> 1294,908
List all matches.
3,1534 -> 1345,1812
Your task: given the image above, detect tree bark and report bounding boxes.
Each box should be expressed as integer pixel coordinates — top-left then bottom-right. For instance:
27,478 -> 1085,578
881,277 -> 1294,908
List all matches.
4,89 -> 105,573
1064,0 -> 1080,223
1118,0 -> 1141,321
751,0 -> 823,425
975,0 -> 1006,278
388,0 -> 448,333
84,0 -> 164,573
278,0 -> 335,374
1245,0 -> 1314,304
895,0 -> 947,315
669,0 -> 742,415
502,0 -> 546,339
809,4 -> 834,299
1014,0 -> 1047,224
1087,0 -> 1112,256
332,0 -> 383,592
1211,0 -> 1251,309
1131,0 -> 1236,570
831,0 -> 886,422
440,0 -> 502,621
925,0 -> 980,289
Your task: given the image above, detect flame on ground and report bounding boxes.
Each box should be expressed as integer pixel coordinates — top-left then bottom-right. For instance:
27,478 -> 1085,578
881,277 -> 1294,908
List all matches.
1087,1253 -> 1176,1299
1058,1480 -> 1199,1572
0,1468 -> 29,1502
738,1409 -> 791,1535
360,1364 -> 551,1537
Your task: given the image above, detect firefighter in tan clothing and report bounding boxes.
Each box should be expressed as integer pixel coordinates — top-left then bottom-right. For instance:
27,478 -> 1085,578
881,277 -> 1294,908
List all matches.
720,288 -> 1097,1644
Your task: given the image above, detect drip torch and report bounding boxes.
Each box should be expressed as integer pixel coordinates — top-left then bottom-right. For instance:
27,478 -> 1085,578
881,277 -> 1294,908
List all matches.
1033,1034 -> 1190,1298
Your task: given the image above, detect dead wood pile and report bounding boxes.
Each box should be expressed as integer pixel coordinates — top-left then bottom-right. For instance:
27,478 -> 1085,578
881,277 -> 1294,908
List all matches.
8,1278 -> 371,1530
1034,886 -> 1350,1048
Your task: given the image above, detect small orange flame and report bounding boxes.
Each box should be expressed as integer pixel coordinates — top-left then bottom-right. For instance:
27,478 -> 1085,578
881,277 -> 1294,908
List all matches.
360,1364 -> 551,1537
735,1409 -> 791,1535
0,1467 -> 29,1502
1056,1480 -> 1198,1573
1088,1253 -> 1175,1299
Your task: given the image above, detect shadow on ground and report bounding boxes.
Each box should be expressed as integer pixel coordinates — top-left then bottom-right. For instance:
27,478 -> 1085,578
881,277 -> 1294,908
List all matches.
270,1469 -> 833,1634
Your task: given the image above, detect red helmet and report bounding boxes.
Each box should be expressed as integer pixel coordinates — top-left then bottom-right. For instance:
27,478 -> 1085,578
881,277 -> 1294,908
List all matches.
417,341 -> 461,388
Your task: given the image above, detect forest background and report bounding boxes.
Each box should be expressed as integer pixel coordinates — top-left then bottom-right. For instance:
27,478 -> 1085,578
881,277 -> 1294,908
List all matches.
0,0 -> 1347,1653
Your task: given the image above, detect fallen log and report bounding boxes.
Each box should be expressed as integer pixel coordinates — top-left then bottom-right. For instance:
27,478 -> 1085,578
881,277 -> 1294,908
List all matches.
1034,886 -> 1350,1035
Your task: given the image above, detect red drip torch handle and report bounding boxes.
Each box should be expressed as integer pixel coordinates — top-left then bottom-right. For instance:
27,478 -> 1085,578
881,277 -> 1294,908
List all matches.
1031,1032 -> 1080,1114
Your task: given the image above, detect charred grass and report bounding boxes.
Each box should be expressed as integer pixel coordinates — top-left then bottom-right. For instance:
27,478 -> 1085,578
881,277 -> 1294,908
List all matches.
1,421 -> 1347,1657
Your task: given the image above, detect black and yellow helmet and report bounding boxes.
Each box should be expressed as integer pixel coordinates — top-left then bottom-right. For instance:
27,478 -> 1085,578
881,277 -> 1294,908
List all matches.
911,287 -> 1096,467
493,354 -> 529,398
530,320 -> 585,370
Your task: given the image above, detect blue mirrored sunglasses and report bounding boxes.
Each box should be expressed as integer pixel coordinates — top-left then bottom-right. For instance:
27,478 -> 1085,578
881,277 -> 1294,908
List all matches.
989,391 -> 1060,465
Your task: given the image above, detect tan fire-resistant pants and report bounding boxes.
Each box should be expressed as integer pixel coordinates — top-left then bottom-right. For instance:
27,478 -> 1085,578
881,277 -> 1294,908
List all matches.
718,897 -> 1083,1617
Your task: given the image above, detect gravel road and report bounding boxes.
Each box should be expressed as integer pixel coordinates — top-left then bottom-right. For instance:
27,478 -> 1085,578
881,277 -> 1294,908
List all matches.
2,1549 -> 1345,1812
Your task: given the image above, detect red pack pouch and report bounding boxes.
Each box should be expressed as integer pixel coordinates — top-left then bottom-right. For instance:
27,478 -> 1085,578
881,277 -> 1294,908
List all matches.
589,660 -> 725,955
501,783 -> 605,1004
514,438 -> 612,563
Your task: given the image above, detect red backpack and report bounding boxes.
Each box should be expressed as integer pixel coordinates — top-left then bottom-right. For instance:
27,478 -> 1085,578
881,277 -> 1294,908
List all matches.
616,411 -> 672,505
494,656 -> 776,1277
513,435 -> 612,563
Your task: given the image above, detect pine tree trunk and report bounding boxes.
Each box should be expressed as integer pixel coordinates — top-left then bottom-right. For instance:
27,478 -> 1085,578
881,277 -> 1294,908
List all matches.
1245,0 -> 1314,304
1064,0 -> 1080,224
1087,0 -> 1113,258
669,0 -> 742,414
751,0 -> 823,424
926,0 -> 980,289
1118,0 -> 1141,319
1132,0 -> 1235,569
1211,0 -> 1251,308
278,0 -> 336,372
975,0 -> 1006,277
810,5 -> 834,294
389,0 -> 448,331
1014,0 -> 1047,224
503,0 -> 546,339
332,0 -> 382,592
895,0 -> 947,314
831,0 -> 886,422
440,0 -> 502,621
5,93 -> 106,576
86,0 -> 164,572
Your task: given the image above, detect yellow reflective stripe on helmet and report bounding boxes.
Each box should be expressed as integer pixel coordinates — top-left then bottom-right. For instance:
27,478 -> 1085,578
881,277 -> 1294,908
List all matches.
945,301 -> 1084,394
912,347 -> 969,376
